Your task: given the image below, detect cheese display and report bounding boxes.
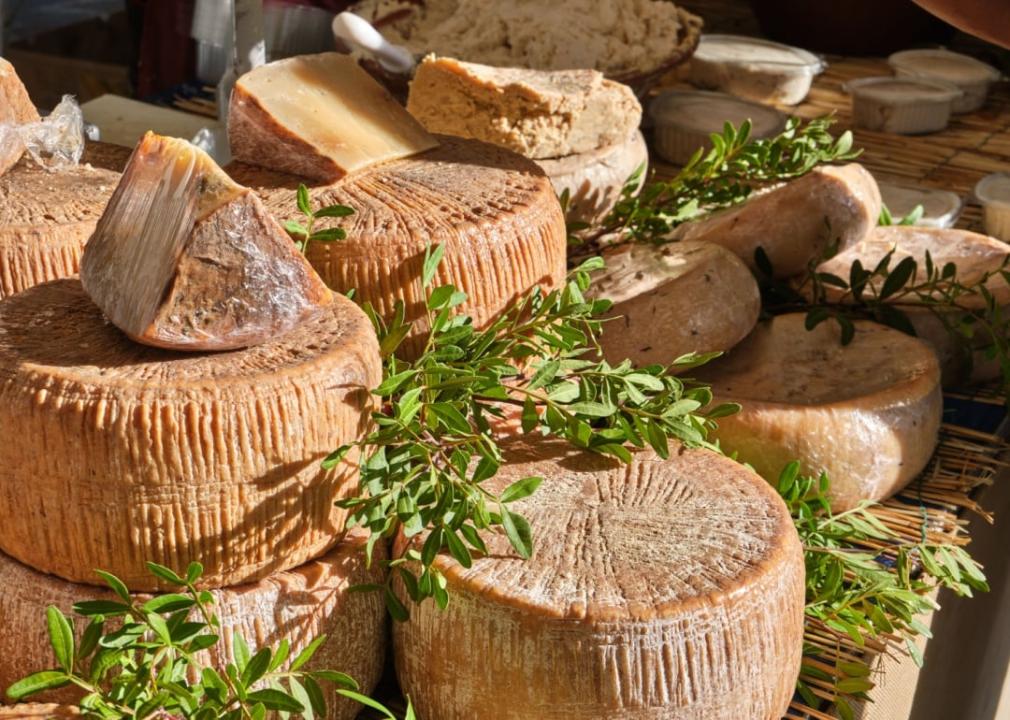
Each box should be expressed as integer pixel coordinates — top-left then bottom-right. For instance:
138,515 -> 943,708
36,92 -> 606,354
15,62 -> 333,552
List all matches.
591,241 -> 761,366
671,163 -> 882,277
0,706 -> 78,719
229,52 -> 438,182
394,440 -> 805,720
0,279 -> 381,591
0,531 -> 386,720
0,142 -> 126,299
406,57 -> 642,159
0,59 -> 40,176
80,132 -> 332,352
232,134 -> 567,357
696,313 -> 943,511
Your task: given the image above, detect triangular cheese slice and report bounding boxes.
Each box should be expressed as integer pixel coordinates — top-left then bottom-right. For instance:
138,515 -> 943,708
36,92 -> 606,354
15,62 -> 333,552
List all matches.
0,58 -> 40,175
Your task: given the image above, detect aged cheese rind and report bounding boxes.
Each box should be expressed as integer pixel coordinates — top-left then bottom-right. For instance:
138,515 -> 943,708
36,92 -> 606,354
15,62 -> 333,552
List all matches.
0,533 -> 386,720
0,59 -> 40,176
0,279 -> 380,590
229,52 -> 438,182
81,133 -> 331,352
394,440 -> 805,720
591,240 -> 761,367
407,56 -> 642,160
231,134 -> 567,358
697,313 -> 942,511
0,706 -> 78,719
672,164 -> 882,277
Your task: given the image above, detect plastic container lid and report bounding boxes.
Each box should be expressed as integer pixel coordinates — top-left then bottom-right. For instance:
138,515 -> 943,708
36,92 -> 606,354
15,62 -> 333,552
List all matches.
694,34 -> 824,74
846,76 -> 962,104
975,172 -> 1010,208
889,48 -> 1001,85
878,181 -> 963,228
650,90 -> 787,136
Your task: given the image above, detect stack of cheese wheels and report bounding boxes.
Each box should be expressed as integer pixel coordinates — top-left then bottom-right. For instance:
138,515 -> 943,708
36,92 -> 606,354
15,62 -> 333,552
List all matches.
697,313 -> 943,511
0,532 -> 386,720
394,439 -> 805,720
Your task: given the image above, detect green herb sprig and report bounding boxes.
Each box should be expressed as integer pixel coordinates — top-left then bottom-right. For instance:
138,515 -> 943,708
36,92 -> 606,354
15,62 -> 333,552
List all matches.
284,184 -> 354,253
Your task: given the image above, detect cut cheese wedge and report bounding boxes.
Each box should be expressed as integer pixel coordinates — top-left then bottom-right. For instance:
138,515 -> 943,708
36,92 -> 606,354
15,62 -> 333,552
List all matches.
814,225 -> 1010,384
592,240 -> 761,367
0,706 -> 78,719
232,134 -> 567,359
0,58 -> 40,176
393,439 -> 805,720
406,56 -> 642,160
696,313 -> 942,511
0,279 -> 380,590
81,132 -> 331,351
230,52 -> 438,182
672,163 -> 882,277
0,532 -> 386,720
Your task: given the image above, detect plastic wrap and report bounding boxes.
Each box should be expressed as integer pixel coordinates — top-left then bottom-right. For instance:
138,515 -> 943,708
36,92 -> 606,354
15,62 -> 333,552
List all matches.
0,95 -> 85,175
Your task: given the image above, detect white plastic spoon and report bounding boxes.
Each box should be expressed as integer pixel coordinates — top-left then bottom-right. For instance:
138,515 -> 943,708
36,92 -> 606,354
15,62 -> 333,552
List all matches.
332,11 -> 415,75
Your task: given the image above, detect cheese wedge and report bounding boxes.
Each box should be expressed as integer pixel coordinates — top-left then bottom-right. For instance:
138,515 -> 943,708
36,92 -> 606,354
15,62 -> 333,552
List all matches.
0,706 -> 77,719
0,59 -> 40,176
0,279 -> 380,590
230,52 -> 438,182
407,56 -> 642,160
591,240 -> 761,367
80,132 -> 331,351
394,439 -> 805,720
0,532 -> 386,720
672,163 -> 882,277
696,313 -> 942,511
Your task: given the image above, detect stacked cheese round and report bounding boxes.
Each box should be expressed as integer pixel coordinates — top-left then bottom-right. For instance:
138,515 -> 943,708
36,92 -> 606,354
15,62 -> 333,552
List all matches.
0,705 -> 78,719
0,279 -> 381,591
232,135 -> 567,358
698,313 -> 943,511
0,531 -> 386,720
394,440 -> 805,720
0,143 -> 128,299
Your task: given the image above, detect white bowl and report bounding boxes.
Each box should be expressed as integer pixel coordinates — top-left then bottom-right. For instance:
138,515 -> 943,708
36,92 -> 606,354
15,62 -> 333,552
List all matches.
975,173 -> 1010,243
889,49 -> 1001,114
877,181 -> 963,228
847,76 -> 961,135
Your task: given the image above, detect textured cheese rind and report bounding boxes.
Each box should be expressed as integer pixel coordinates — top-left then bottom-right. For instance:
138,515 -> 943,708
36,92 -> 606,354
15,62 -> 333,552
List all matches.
0,143 -> 125,299
0,279 -> 381,591
229,53 -> 438,182
394,440 -> 805,720
0,59 -> 40,176
81,133 -> 332,352
591,240 -> 761,368
537,130 -> 647,226
232,134 -> 567,359
0,706 -> 78,719
672,164 -> 882,277
407,56 -> 642,159
0,534 -> 386,720
697,313 -> 942,511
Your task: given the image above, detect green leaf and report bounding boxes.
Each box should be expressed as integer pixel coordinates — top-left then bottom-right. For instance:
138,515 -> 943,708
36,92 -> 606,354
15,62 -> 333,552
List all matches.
146,562 -> 185,586
247,689 -> 304,713
309,227 -> 346,243
143,593 -> 195,614
567,401 -> 615,417
290,635 -> 328,672
499,476 -> 543,504
296,184 -> 312,216
73,600 -> 130,617
384,586 -> 409,622
46,606 -> 74,673
242,647 -> 273,687
500,507 -> 533,559
147,612 -> 172,645
284,220 -> 309,237
422,244 -> 445,288
95,570 -> 131,602
444,530 -> 473,568
5,670 -> 70,700
314,204 -> 355,219
289,677 -> 316,720
337,690 -> 398,719
233,630 -> 252,671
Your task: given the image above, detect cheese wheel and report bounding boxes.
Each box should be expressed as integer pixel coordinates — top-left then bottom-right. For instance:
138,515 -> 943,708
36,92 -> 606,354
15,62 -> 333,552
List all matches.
0,279 -> 381,591
232,135 -> 567,358
671,164 -> 882,277
0,706 -> 77,719
0,143 -> 126,299
537,130 -> 648,226
393,440 -> 805,720
0,58 -> 40,176
592,240 -> 761,367
0,532 -> 386,720
696,313 -> 943,511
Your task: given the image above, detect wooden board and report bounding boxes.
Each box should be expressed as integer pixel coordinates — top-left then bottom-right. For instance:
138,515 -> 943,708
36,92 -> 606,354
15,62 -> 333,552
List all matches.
81,94 -> 220,149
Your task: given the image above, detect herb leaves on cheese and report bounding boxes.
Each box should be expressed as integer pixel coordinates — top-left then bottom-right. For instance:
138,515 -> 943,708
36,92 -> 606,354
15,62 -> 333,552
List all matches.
284,184 -> 354,253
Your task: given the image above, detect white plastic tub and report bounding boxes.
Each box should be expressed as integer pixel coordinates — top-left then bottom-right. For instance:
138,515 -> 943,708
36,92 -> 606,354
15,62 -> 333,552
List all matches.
688,34 -> 824,105
975,173 -> 1010,242
889,49 -> 1001,114
847,77 -> 961,135
878,181 -> 963,228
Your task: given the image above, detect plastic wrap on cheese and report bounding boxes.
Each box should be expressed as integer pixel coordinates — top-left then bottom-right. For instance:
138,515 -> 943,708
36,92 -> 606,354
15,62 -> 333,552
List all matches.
0,95 -> 84,175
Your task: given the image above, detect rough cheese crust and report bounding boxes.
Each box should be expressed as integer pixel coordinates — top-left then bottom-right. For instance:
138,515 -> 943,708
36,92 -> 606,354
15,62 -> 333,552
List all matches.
0,533 -> 386,720
697,313 -> 942,511
394,440 -> 805,720
0,58 -> 40,176
591,241 -> 761,367
0,706 -> 78,719
0,279 -> 381,591
407,56 -> 642,160
672,163 -> 882,277
232,135 -> 567,359
0,143 -> 126,299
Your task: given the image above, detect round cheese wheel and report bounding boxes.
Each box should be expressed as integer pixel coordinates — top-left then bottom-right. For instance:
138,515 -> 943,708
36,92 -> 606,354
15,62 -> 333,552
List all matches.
0,143 -> 128,299
232,135 -> 567,358
393,440 -> 805,720
697,313 -> 943,511
592,240 -> 761,368
0,706 -> 78,719
0,532 -> 386,720
0,279 -> 381,590
536,130 -> 648,226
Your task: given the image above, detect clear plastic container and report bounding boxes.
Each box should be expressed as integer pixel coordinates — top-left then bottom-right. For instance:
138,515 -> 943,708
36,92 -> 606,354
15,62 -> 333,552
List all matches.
846,76 -> 961,135
889,48 -> 1001,114
649,90 -> 787,165
877,181 -> 963,228
688,34 -> 825,105
974,173 -> 1010,242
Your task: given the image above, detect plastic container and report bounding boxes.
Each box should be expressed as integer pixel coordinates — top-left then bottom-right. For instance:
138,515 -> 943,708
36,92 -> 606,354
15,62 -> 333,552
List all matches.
974,173 -> 1010,242
688,34 -> 824,105
878,181 -> 963,228
846,77 -> 961,135
650,90 -> 787,165
889,49 -> 1001,114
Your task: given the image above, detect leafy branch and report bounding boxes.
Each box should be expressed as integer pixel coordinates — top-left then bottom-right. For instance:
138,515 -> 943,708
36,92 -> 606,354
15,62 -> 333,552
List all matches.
284,184 -> 354,253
